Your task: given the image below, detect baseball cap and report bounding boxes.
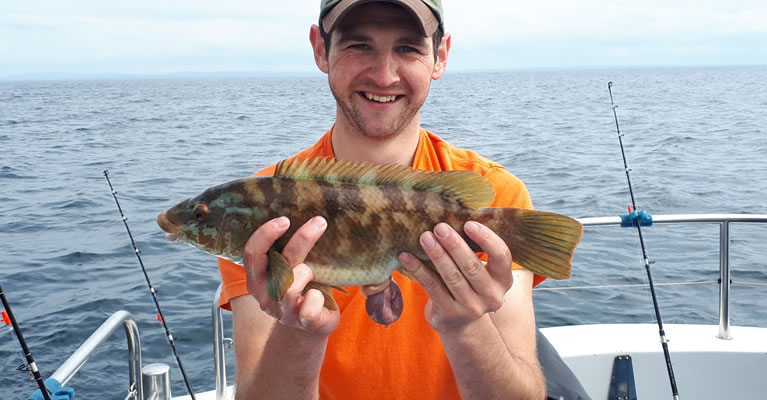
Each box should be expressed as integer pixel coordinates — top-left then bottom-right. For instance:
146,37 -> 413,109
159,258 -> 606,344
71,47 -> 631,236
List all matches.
320,0 -> 443,36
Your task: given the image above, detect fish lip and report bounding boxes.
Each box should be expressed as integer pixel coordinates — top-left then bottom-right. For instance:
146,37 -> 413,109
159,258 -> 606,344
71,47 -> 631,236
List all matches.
157,212 -> 182,239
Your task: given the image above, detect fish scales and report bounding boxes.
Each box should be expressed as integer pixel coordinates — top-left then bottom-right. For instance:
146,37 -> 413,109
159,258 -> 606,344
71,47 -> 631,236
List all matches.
157,157 -> 583,312
246,176 -> 471,286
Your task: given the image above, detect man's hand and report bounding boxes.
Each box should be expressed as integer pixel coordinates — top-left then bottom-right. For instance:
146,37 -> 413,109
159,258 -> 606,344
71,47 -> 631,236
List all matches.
398,221 -> 514,333
243,216 -> 340,337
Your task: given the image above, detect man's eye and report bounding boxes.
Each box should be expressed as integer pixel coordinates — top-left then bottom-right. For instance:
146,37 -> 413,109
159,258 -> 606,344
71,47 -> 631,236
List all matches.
398,46 -> 418,53
348,43 -> 370,50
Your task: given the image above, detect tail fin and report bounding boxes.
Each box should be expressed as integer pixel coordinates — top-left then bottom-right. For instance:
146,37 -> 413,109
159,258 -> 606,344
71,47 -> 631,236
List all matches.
478,208 -> 583,279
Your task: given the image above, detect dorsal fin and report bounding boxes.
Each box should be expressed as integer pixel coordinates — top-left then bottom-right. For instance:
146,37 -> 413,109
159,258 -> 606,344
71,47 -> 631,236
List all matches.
274,157 -> 495,209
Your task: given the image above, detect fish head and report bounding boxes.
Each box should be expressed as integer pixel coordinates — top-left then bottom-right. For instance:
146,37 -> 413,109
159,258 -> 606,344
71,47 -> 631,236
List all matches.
157,196 -> 218,252
157,179 -> 262,262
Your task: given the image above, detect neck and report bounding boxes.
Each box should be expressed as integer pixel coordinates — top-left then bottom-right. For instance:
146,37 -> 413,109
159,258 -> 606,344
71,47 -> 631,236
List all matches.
330,115 -> 421,166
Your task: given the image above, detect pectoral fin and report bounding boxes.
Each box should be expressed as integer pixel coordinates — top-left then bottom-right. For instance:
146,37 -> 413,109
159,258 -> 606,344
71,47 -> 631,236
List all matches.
268,249 -> 346,310
267,249 -> 294,303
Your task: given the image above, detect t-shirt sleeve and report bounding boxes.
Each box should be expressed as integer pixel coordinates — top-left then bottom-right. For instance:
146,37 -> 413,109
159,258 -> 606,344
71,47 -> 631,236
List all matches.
485,165 -> 533,210
218,258 -> 247,310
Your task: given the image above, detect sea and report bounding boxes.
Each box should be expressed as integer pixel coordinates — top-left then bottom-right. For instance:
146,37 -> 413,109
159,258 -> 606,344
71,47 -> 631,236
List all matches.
1,66 -> 766,398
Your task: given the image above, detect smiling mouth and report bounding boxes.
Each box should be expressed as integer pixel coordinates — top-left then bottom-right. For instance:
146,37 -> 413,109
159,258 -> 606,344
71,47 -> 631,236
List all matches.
362,92 -> 400,103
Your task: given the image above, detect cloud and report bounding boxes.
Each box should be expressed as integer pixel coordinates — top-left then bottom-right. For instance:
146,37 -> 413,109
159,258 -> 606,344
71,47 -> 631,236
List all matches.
1,10 -> 315,73
442,0 -> 767,69
444,1 -> 767,41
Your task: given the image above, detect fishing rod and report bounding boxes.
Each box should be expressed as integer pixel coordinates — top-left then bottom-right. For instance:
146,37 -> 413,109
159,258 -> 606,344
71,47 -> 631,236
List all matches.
104,170 -> 197,400
1,286 -> 53,400
608,82 -> 680,399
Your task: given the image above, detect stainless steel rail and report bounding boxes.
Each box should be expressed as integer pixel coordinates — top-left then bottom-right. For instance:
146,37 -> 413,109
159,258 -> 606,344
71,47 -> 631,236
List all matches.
575,213 -> 767,339
212,284 -> 227,400
50,310 -> 143,400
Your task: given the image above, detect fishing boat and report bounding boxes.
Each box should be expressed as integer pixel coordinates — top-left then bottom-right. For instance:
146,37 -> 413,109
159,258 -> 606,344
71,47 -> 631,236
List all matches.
21,212 -> 765,400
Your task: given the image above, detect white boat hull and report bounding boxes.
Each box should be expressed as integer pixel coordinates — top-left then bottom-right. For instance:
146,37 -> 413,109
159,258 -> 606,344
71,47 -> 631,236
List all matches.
541,323 -> 767,399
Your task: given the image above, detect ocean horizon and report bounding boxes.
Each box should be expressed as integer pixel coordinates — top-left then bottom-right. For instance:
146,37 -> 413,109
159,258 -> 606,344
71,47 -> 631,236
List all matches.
3,62 -> 767,82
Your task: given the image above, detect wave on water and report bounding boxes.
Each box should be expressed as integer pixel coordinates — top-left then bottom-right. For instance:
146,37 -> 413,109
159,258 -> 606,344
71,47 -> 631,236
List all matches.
0,166 -> 35,179
50,198 -> 101,210
126,116 -> 165,122
49,250 -> 109,265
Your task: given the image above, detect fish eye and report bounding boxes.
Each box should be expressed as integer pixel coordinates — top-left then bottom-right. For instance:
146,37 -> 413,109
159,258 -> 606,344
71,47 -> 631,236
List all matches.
193,203 -> 209,222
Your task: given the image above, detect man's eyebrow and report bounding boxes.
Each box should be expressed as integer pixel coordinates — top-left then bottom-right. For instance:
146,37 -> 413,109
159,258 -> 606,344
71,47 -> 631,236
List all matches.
334,31 -> 429,47
395,36 -> 429,47
335,31 -> 373,44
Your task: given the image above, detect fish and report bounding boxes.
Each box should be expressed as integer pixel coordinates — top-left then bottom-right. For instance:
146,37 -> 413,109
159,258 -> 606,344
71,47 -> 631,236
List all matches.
157,157 -> 583,317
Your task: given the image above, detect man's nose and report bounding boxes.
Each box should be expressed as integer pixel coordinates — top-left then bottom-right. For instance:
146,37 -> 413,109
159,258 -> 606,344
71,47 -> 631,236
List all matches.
366,51 -> 400,88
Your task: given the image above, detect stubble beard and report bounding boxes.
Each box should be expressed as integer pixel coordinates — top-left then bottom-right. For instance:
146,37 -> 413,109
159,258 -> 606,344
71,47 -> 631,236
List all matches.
331,85 -> 427,141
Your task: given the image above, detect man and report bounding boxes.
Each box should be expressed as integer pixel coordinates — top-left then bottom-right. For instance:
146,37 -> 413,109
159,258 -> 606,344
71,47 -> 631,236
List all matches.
217,1 -> 555,398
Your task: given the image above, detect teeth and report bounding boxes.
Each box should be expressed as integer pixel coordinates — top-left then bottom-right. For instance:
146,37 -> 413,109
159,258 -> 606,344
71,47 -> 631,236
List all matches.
365,93 -> 397,103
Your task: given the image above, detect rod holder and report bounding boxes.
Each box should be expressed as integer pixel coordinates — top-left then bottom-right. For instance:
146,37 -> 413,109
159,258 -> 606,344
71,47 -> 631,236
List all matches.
718,221 -> 731,339
142,363 -> 171,400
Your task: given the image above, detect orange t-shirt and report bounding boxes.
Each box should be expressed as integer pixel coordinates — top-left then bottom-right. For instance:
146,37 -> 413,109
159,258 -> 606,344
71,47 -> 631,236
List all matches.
217,127 -> 542,399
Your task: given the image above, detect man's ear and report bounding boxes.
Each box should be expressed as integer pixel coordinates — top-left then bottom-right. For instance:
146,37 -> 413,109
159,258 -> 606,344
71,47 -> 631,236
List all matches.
432,32 -> 451,80
310,24 -> 329,74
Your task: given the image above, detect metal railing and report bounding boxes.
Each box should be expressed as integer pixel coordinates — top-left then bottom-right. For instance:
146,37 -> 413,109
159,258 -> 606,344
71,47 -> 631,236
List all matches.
573,213 -> 767,340
50,310 -> 143,400
212,285 -> 228,400
209,213 -> 767,398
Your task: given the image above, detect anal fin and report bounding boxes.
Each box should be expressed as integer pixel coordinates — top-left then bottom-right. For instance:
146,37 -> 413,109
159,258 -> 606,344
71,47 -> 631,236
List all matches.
397,267 -> 417,281
304,281 -> 339,310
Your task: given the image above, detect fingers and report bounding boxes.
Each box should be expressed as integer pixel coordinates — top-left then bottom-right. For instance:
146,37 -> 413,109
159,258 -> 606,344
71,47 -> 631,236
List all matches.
425,223 -> 506,307
242,216 -> 340,335
243,216 -> 292,306
281,216 -> 327,266
399,251 -> 463,330
243,216 -> 327,299
399,221 -> 514,331
278,264 -> 314,321
297,289 -> 339,336
278,265 -> 340,336
398,251 -> 453,307
463,221 -> 514,290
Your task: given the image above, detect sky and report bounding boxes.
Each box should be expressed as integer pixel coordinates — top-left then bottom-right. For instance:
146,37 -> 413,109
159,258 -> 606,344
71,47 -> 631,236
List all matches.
2,0 -> 766,78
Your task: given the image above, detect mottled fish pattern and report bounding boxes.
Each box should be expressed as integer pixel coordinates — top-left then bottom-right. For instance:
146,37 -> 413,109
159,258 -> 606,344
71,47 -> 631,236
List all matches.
157,157 -> 583,311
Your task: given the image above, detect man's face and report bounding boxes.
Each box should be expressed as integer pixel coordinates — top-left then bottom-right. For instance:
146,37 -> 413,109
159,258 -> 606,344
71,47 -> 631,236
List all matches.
325,3 -> 445,140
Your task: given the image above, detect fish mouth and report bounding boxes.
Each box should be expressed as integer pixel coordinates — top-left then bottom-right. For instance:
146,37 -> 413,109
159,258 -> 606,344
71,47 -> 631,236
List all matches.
157,212 -> 182,241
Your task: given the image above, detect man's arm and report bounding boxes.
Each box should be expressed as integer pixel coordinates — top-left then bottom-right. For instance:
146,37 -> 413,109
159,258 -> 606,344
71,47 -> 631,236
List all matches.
231,216 -> 340,400
440,270 -> 544,400
399,221 -> 545,400
230,297 -> 331,400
